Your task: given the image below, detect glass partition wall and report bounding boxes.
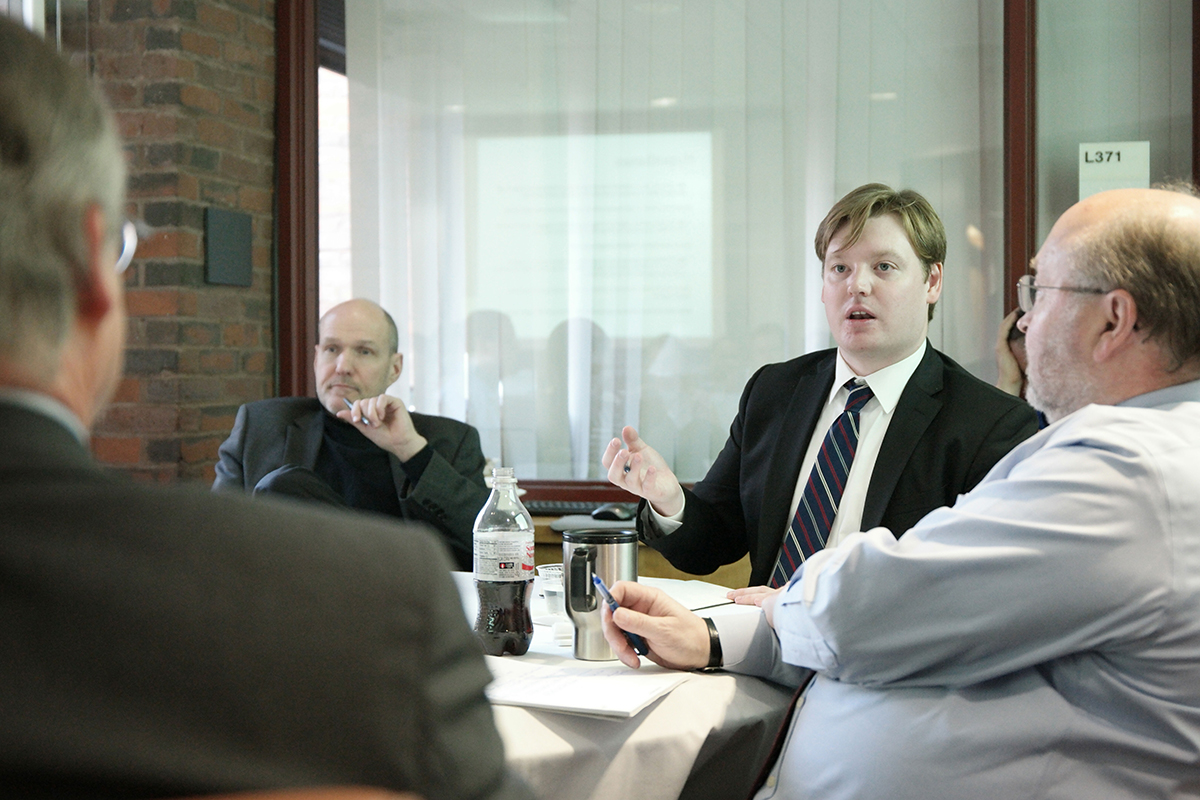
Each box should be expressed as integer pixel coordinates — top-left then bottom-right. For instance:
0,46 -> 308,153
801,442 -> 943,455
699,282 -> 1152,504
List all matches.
1036,0 -> 1192,242
326,1 -> 1009,482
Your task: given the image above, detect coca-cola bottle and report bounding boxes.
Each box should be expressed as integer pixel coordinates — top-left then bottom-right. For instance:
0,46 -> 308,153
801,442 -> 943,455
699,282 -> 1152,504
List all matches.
472,467 -> 535,655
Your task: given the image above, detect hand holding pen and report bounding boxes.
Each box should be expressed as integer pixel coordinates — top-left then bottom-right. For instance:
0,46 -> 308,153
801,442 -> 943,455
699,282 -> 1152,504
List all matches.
596,578 -> 714,671
337,395 -> 429,462
592,575 -> 649,657
600,425 -> 686,517
343,396 -> 372,425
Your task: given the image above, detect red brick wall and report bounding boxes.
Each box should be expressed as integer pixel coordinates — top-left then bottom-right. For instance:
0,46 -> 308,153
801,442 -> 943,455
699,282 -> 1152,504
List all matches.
83,0 -> 278,483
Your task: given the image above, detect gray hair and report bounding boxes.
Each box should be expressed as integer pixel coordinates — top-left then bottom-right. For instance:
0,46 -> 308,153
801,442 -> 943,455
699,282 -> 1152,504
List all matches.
1151,179 -> 1200,199
0,17 -> 127,364
1074,188 -> 1200,371
381,306 -> 399,354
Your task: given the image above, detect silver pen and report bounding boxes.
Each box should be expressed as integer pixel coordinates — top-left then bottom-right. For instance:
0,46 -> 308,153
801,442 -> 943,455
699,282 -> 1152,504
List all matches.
343,396 -> 372,426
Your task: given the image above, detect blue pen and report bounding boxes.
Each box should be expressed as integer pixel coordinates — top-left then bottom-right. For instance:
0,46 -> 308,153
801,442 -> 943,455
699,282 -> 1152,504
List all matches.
592,575 -> 650,656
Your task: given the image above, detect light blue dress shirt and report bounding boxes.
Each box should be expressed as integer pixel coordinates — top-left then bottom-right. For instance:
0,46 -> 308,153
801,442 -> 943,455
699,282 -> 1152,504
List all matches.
717,380 -> 1200,799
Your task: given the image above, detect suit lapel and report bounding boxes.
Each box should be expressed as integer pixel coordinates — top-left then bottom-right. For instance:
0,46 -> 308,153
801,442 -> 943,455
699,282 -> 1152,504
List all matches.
285,407 -> 326,469
388,454 -> 408,497
754,354 -> 837,571
862,344 -> 943,530
388,413 -> 430,497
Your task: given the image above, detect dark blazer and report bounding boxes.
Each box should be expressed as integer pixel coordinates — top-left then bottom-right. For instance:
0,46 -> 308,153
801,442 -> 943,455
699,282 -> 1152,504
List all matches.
0,400 -> 530,800
642,345 -> 1040,586
213,397 -> 489,570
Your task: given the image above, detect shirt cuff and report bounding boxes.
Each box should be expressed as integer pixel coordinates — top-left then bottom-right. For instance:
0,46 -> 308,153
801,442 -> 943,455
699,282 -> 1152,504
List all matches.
710,610 -> 763,669
398,445 -> 433,483
646,488 -> 686,534
711,607 -> 817,689
772,561 -> 840,671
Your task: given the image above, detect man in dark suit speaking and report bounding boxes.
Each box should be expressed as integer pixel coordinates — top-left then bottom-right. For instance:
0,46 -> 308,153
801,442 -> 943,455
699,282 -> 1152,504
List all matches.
214,298 -> 489,570
0,17 -> 527,798
603,184 -> 1039,589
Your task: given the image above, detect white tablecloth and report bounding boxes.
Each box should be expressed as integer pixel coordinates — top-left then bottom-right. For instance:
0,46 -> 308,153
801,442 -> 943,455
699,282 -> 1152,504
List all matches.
452,572 -> 792,800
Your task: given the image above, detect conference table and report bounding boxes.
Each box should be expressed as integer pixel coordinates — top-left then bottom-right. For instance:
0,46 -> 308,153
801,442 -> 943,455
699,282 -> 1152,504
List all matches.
452,573 -> 793,800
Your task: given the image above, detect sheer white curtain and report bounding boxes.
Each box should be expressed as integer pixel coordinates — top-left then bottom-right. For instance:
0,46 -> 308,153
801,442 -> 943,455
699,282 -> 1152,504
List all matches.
343,0 -> 1004,482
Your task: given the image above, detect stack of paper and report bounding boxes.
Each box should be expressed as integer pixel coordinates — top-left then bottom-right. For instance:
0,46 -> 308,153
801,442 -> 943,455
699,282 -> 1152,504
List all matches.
484,656 -> 688,718
640,576 -> 735,611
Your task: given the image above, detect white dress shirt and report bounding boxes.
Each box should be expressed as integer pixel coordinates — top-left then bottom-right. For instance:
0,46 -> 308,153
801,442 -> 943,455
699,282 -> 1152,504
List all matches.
651,341 -> 927,552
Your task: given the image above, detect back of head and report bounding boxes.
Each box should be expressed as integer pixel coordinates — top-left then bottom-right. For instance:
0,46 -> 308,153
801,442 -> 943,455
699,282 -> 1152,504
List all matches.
0,18 -> 126,370
1074,186 -> 1200,372
814,183 -> 947,275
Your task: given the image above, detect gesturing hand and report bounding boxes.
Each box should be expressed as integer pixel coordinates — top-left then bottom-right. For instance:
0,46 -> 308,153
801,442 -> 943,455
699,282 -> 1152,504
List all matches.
601,426 -> 684,517
337,394 -> 429,462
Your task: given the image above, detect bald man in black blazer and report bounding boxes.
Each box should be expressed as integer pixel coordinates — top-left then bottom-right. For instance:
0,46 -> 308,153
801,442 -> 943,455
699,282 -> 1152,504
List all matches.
214,395 -> 486,570
214,299 -> 490,571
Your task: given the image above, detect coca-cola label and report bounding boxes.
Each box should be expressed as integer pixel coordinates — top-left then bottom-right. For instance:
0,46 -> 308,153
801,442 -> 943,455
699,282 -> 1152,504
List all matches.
474,537 -> 535,581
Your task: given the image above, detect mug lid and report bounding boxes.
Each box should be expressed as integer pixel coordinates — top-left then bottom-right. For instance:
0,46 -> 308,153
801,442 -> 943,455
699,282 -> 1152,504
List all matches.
561,528 -> 637,544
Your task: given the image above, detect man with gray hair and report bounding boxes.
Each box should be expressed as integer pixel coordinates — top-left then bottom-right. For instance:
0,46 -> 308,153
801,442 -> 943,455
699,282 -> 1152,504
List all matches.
0,17 -> 528,799
601,185 -> 1200,799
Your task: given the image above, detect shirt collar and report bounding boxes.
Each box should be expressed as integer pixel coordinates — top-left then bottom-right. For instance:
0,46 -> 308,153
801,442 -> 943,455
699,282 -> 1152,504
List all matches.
0,387 -> 89,444
833,340 -> 928,414
1116,377 -> 1200,410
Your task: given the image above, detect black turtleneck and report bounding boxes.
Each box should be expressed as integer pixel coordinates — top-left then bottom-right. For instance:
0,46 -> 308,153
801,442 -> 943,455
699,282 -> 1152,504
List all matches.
314,414 -> 406,517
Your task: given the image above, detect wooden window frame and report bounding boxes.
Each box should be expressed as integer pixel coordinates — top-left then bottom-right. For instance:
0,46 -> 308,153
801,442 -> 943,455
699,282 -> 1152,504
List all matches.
1002,0 -> 1200,308
1003,0 -> 1037,313
275,0 -> 318,400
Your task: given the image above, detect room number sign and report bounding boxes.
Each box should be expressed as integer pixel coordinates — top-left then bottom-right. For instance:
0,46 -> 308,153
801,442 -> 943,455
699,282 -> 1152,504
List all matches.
1078,141 -> 1149,200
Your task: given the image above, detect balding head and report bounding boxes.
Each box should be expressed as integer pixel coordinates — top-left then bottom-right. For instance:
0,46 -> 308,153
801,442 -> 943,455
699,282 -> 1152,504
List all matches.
319,299 -> 399,355
313,299 -> 403,415
1059,188 -> 1200,369
1020,187 -> 1200,421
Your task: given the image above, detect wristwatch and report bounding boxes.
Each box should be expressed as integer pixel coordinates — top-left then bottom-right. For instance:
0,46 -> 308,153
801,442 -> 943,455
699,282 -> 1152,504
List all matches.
702,617 -> 723,670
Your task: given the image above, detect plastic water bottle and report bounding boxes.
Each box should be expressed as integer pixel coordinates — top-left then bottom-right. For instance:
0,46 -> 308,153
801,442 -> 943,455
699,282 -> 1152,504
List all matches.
472,467 -> 535,655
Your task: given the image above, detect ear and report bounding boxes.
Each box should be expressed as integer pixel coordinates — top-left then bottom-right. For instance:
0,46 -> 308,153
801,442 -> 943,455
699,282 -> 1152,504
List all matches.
925,262 -> 943,304
1092,289 -> 1139,362
389,352 -> 403,385
78,204 -> 116,324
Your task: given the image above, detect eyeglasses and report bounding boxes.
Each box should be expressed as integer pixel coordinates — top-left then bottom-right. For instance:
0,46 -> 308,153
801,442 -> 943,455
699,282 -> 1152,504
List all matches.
1016,274 -> 1105,313
115,219 -> 138,274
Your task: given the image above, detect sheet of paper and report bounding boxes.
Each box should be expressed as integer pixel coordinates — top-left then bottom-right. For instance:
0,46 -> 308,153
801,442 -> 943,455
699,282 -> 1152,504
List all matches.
484,655 -> 688,718
639,576 -> 735,611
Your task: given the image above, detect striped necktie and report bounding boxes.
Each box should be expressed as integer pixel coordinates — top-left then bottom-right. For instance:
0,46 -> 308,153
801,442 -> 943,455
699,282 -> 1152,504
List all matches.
769,380 -> 874,588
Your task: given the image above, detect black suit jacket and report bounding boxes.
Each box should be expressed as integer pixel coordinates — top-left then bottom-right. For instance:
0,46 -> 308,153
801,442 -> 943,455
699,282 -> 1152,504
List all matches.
213,397 -> 489,570
642,345 -> 1040,586
0,399 -> 529,800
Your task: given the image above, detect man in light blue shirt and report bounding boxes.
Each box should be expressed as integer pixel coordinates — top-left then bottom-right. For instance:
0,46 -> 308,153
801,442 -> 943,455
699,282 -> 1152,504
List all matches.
601,186 -> 1200,799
